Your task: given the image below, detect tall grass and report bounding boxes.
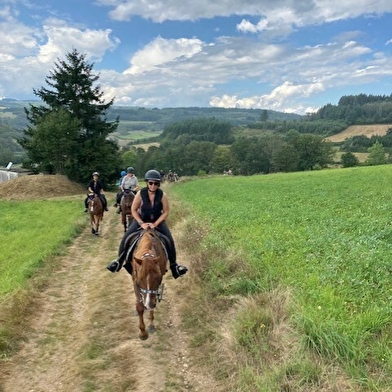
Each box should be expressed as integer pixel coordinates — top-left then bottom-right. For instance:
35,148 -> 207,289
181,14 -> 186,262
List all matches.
170,166 -> 392,390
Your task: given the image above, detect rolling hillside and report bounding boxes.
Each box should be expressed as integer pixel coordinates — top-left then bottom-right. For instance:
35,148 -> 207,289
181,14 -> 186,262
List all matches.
327,124 -> 392,142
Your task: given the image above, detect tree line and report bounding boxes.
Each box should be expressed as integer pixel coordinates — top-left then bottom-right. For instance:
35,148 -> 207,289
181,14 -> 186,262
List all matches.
311,93 -> 392,124
16,49 -> 391,186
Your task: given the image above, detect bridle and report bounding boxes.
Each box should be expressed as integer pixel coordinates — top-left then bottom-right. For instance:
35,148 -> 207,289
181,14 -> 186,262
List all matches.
137,252 -> 164,304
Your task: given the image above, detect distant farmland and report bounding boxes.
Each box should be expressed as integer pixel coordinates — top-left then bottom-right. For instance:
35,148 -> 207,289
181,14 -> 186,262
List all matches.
327,124 -> 392,142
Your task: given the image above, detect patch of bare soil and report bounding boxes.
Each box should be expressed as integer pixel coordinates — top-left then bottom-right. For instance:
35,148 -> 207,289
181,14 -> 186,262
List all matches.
0,176 -> 219,391
327,124 -> 392,142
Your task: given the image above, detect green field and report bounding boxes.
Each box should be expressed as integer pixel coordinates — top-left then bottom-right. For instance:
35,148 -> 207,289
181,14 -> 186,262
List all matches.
0,199 -> 84,296
170,166 -> 392,390
1,167 -> 392,390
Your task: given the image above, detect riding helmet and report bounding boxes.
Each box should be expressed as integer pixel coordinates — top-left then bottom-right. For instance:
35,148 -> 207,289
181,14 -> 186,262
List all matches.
127,166 -> 135,173
121,170 -> 126,176
92,171 -> 99,176
144,169 -> 161,182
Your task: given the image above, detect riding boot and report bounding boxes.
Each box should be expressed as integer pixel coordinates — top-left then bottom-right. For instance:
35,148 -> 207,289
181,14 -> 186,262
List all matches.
106,247 -> 129,273
169,262 -> 188,279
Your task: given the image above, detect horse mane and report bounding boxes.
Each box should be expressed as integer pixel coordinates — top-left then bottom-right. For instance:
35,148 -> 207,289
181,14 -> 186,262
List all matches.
134,230 -> 154,258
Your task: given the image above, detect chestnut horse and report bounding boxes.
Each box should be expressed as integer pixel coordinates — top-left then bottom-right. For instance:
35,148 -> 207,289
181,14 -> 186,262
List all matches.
120,189 -> 135,232
87,193 -> 104,235
130,228 -> 167,340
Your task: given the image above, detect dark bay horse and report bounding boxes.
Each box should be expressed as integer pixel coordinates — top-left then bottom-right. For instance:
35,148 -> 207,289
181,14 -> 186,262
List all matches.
87,193 -> 104,235
130,229 -> 167,340
120,189 -> 135,231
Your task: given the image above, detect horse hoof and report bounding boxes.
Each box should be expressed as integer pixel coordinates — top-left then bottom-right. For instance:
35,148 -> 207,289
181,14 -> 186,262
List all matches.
95,232 -> 99,236
139,333 -> 148,341
147,326 -> 156,333
91,228 -> 95,234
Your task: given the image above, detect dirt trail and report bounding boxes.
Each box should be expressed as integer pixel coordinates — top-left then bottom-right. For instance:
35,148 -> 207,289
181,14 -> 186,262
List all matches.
0,204 -> 218,392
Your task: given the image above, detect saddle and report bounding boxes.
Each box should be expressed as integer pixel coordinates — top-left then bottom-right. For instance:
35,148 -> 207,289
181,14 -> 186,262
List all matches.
122,229 -> 170,276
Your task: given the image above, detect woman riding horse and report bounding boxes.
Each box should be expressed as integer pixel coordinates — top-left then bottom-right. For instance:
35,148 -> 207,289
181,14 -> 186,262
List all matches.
84,172 -> 108,212
114,167 -> 139,214
106,169 -> 187,279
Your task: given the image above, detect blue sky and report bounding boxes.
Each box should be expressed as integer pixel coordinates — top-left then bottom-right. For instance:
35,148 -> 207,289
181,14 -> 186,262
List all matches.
1,0 -> 392,114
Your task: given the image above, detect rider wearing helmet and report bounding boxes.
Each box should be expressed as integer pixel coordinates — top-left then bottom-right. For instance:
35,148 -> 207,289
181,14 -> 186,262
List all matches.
84,171 -> 109,212
114,166 -> 140,213
107,169 -> 188,279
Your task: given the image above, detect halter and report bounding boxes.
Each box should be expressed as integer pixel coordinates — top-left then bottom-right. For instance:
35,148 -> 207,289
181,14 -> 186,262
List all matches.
137,252 -> 164,303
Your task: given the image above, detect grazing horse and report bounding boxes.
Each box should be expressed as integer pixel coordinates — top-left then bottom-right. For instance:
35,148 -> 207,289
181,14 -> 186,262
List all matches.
87,193 -> 104,235
120,189 -> 135,231
130,229 -> 167,340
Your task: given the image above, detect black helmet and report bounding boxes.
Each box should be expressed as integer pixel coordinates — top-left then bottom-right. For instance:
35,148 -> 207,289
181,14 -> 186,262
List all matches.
127,166 -> 135,173
145,169 -> 161,181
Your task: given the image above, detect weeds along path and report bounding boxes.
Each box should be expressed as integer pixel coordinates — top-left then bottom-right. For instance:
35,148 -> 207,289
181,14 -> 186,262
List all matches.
0,204 -> 218,392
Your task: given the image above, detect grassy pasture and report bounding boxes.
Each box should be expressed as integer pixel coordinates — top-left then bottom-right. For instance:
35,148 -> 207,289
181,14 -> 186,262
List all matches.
0,199 -> 84,296
170,166 -> 392,390
112,120 -> 162,146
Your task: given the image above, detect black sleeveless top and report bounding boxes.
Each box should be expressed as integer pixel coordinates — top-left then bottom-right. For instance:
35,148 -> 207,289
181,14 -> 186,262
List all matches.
139,187 -> 163,222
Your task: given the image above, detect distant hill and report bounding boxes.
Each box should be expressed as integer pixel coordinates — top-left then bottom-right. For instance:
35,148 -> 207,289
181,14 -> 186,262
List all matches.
0,99 -> 301,130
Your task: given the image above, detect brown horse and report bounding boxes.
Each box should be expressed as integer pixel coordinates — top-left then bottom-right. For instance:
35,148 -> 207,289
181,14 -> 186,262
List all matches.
87,193 -> 104,235
131,229 -> 167,340
120,189 -> 135,232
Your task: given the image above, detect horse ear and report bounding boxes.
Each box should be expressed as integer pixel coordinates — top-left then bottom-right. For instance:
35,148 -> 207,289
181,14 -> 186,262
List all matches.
134,257 -> 143,265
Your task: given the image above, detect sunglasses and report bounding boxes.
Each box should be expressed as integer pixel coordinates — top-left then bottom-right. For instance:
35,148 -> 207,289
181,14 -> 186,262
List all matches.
148,181 -> 160,186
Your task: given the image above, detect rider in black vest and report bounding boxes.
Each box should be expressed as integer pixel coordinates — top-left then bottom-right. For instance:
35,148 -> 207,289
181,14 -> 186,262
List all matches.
106,169 -> 188,279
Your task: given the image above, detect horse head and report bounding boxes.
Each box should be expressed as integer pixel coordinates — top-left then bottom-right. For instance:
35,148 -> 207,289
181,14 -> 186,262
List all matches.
133,229 -> 166,310
122,189 -> 135,206
134,253 -> 164,310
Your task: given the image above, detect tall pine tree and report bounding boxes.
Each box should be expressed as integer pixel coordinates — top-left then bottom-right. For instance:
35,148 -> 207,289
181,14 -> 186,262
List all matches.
20,49 -> 121,185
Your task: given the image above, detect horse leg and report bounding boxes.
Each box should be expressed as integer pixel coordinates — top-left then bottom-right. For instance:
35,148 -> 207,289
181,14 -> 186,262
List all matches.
136,302 -> 148,340
91,217 -> 96,234
146,310 -> 156,333
94,216 -> 99,236
122,212 -> 127,232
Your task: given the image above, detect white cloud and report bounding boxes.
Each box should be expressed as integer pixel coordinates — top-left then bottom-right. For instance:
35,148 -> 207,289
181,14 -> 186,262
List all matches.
0,11 -> 120,99
37,18 -> 119,64
209,82 -> 325,112
98,0 -> 392,37
124,36 -> 203,75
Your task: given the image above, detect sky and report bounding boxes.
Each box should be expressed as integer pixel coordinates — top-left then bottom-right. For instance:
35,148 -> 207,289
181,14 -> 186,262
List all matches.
1,1 -> 392,114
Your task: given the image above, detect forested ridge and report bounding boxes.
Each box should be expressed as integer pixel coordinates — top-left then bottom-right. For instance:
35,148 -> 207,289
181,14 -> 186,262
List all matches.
0,81 -> 392,176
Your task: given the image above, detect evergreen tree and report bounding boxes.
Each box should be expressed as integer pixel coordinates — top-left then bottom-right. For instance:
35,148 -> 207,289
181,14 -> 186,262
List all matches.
19,49 -> 121,184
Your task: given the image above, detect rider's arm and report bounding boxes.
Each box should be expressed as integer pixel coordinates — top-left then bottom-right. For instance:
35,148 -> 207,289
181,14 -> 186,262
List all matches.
131,192 -> 143,224
120,177 -> 126,192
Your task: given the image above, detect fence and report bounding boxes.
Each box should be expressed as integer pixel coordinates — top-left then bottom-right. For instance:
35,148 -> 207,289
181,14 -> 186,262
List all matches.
0,170 -> 18,184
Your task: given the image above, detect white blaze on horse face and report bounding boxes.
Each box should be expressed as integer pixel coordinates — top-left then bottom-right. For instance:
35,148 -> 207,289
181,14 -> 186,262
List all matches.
144,272 -> 156,310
